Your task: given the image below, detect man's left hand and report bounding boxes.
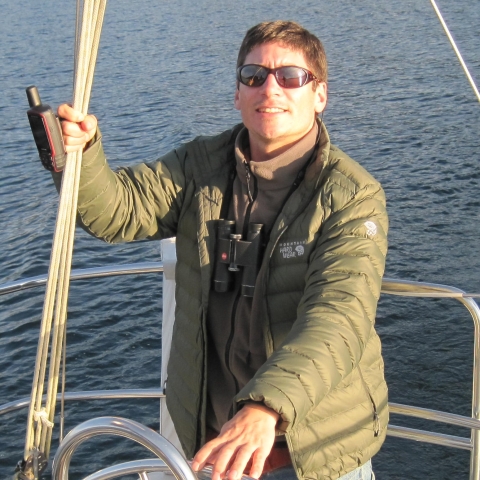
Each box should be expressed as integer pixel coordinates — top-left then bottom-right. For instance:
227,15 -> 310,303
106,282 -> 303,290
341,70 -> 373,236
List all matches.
191,403 -> 279,480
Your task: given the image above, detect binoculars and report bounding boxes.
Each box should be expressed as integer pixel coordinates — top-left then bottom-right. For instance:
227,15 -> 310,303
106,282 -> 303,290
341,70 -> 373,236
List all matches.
212,220 -> 264,297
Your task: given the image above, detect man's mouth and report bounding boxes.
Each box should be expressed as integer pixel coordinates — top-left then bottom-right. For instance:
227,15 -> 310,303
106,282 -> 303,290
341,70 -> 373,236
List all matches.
256,107 -> 286,113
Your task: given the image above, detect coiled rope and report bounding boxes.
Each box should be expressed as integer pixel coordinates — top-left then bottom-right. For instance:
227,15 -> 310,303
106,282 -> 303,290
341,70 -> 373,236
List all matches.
21,0 -> 107,477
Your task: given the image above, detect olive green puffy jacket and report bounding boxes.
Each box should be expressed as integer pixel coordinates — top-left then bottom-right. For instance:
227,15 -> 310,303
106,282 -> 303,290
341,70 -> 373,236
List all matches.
73,123 -> 389,480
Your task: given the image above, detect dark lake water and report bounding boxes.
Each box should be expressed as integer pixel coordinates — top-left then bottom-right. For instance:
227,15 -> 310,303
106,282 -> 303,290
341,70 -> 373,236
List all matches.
0,0 -> 479,478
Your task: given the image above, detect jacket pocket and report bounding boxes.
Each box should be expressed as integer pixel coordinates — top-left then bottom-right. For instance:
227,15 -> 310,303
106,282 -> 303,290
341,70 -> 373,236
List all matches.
357,365 -> 380,437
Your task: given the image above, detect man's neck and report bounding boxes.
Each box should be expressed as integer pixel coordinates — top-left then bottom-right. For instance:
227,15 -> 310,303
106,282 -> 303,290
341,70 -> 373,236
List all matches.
248,123 -> 317,163
248,139 -> 297,162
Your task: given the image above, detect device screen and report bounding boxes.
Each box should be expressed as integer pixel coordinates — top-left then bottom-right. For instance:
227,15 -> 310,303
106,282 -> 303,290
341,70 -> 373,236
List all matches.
28,114 -> 51,152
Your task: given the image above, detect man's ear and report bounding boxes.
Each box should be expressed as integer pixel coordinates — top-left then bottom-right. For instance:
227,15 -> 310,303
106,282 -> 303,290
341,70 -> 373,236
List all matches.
314,82 -> 328,114
234,85 -> 241,111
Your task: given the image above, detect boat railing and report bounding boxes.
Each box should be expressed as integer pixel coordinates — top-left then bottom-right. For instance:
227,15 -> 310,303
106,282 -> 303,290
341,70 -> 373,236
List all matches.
0,262 -> 165,297
381,278 -> 480,480
51,416 -> 196,480
1,264 -> 480,479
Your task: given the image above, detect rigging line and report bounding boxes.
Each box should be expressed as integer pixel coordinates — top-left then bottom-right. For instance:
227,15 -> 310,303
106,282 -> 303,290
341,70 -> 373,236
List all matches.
43,152 -> 83,457
60,324 -> 67,442
42,164 -> 77,454
74,0 -> 94,106
44,34 -> 91,448
83,0 -> 107,113
44,0 -> 107,455
42,154 -> 80,454
23,0 -> 107,470
55,1 -> 106,443
29,4 -> 93,449
74,0 -> 81,83
25,146 -> 75,457
430,0 -> 480,103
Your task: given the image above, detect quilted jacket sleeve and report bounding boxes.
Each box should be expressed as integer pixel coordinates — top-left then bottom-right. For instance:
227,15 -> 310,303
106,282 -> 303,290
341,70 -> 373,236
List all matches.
235,163 -> 388,431
65,135 -> 188,243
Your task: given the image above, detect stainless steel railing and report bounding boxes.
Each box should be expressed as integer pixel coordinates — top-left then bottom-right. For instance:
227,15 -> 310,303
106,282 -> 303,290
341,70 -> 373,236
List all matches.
0,389 -> 165,417
1,265 -> 480,478
0,262 -> 164,297
52,417 -> 197,480
51,416 -> 255,480
381,277 -> 480,480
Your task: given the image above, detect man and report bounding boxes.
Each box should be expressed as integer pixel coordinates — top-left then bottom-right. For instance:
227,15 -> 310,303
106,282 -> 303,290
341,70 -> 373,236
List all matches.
58,21 -> 388,480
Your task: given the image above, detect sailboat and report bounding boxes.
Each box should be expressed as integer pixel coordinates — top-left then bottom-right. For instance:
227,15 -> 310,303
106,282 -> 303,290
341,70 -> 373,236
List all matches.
0,0 -> 478,478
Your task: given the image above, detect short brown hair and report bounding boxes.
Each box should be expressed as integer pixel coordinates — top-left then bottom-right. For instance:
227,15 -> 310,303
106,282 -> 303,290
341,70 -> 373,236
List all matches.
237,21 -> 328,84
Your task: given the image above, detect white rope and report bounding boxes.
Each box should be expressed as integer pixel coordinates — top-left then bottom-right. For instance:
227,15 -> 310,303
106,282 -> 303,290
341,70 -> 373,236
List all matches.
33,409 -> 54,429
430,0 -> 480,103
24,0 -> 107,468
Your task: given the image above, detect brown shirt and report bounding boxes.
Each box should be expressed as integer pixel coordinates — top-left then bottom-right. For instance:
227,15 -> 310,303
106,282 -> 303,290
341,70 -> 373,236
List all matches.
206,123 -> 318,433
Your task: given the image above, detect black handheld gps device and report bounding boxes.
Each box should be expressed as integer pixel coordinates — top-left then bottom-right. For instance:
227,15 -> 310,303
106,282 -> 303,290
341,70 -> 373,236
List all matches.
26,86 -> 66,172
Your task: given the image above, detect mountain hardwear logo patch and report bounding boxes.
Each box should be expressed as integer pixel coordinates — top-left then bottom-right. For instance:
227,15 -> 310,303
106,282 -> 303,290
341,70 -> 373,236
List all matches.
279,240 -> 307,259
364,221 -> 377,237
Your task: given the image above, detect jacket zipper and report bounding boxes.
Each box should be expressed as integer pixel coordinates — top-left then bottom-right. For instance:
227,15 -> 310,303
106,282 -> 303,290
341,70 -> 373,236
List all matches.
225,290 -> 241,392
225,288 -> 241,420
357,365 -> 380,437
261,224 -> 289,356
226,161 -> 258,418
242,160 -> 258,237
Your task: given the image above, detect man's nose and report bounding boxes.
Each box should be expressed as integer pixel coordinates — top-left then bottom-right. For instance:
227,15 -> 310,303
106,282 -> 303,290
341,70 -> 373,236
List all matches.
260,72 -> 282,94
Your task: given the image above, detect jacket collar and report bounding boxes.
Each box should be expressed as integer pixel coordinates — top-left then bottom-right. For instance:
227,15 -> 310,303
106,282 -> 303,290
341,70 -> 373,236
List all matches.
304,118 -> 330,189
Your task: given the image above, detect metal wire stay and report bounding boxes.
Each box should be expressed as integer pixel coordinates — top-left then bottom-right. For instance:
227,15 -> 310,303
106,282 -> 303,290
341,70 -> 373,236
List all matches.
430,0 -> 480,103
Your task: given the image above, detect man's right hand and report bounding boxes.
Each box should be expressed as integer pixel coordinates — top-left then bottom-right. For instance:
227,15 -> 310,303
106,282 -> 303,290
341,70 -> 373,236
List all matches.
58,104 -> 97,153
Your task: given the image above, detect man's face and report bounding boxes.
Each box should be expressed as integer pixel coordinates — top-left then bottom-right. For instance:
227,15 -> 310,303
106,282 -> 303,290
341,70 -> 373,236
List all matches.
234,42 -> 327,156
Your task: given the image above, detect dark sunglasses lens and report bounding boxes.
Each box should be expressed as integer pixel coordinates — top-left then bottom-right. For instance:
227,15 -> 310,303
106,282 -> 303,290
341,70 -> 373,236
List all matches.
276,67 -> 308,88
239,65 -> 268,87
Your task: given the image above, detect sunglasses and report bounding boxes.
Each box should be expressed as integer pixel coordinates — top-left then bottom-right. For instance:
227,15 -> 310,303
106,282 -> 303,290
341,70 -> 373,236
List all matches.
236,64 -> 318,89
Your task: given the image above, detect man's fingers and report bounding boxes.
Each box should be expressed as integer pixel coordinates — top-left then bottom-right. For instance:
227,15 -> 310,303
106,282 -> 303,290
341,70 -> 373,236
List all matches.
58,103 -> 97,133
193,442 -> 267,480
64,140 -> 88,153
191,439 -> 223,472
61,115 -> 97,136
192,405 -> 278,480
62,126 -> 91,153
62,120 -> 88,139
57,103 -> 97,153
58,103 -> 85,123
209,445 -> 238,480
248,447 -> 270,479
227,445 -> 258,480
81,115 -> 97,133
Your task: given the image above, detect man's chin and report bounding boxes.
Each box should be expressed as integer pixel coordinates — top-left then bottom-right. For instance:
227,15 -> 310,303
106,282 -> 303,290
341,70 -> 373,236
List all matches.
253,126 -> 290,142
